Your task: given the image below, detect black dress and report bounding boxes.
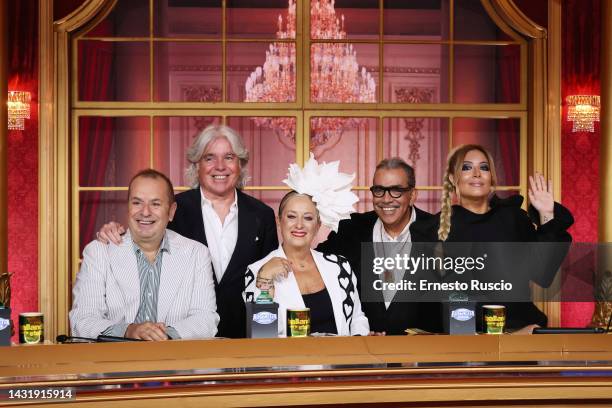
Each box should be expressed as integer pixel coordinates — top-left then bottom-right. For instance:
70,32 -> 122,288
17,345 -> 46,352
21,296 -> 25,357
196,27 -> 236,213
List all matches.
410,195 -> 574,332
302,288 -> 338,335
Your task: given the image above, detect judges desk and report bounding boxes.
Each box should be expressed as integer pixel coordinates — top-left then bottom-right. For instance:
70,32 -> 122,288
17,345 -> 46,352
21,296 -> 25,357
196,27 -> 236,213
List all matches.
1,335 -> 612,407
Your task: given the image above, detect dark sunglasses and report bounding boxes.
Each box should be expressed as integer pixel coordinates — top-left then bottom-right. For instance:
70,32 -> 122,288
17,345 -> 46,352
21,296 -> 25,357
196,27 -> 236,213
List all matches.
369,185 -> 413,198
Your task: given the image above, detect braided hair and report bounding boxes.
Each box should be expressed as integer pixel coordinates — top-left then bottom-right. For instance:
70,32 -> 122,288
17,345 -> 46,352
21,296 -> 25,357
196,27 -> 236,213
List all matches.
437,144 -> 498,241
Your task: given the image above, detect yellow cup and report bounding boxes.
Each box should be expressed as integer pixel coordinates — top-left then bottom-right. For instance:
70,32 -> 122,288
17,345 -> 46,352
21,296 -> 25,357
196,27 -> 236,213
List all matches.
286,308 -> 310,337
19,312 -> 44,344
482,305 -> 505,334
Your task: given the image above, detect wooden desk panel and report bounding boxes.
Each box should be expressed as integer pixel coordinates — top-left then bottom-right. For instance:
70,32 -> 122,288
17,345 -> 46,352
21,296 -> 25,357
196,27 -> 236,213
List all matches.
1,335 -> 611,407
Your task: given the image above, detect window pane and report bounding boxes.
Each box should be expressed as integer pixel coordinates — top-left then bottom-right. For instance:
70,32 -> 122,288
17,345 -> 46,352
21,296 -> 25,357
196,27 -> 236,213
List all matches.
227,0 -> 292,39
154,0 -> 221,38
85,0 -> 150,38
454,0 -> 513,41
452,117 -> 520,186
383,117 -> 449,187
384,0 -> 449,41
310,43 -> 378,103
228,42 -> 296,103
227,116 -> 297,186
414,189 -> 442,214
244,189 -> 287,216
354,189 -> 374,214
79,117 -> 150,187
244,189 -> 287,245
153,42 -> 222,102
383,44 -> 449,103
79,191 -> 128,254
310,117 -> 377,187
78,41 -> 150,102
311,0 -> 379,40
153,116 -> 222,188
453,45 -> 520,104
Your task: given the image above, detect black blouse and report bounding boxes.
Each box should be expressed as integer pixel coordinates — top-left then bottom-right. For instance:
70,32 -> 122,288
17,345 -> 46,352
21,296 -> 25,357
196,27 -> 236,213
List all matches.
302,288 -> 338,335
410,194 -> 574,331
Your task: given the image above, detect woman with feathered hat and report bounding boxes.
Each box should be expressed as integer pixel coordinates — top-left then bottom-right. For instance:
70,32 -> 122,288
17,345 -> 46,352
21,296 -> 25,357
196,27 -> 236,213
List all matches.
244,155 -> 370,336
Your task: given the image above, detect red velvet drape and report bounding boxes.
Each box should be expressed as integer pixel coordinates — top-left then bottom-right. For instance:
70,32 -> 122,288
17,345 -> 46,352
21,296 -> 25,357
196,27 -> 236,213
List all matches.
560,0 -> 601,327
78,22 -> 114,250
7,0 -> 39,341
496,45 -> 520,186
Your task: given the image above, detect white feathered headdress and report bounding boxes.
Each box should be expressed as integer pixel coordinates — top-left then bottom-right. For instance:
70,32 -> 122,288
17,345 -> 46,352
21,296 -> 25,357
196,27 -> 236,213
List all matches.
283,154 -> 359,232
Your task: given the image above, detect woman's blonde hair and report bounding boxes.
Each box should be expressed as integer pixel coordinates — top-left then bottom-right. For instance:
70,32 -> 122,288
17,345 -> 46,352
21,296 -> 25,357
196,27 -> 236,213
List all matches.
437,144 -> 498,241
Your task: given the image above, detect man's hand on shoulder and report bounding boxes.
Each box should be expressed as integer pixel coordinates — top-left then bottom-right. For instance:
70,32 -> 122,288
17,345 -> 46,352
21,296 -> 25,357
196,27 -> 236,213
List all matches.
97,221 -> 125,245
125,322 -> 169,341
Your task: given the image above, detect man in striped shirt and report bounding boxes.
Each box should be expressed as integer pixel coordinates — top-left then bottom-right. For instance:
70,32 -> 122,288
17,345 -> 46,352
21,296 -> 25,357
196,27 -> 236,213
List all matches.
70,169 -> 219,340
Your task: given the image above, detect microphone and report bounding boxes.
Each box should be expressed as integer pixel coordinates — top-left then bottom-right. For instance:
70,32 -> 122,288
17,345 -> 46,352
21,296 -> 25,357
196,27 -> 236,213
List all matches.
56,334 -> 145,343
533,308 -> 612,335
56,334 -> 97,343
96,335 -> 144,342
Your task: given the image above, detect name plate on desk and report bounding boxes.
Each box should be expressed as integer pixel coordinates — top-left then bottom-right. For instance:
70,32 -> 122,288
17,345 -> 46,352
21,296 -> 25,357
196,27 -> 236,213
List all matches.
246,302 -> 279,338
443,302 -> 476,335
0,308 -> 11,346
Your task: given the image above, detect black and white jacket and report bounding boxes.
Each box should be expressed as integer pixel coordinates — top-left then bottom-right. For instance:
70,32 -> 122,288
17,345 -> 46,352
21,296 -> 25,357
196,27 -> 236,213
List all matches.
245,247 -> 370,336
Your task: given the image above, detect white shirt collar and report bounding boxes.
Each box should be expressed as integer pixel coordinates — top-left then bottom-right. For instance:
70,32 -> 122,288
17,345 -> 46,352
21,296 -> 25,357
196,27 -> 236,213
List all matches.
200,187 -> 238,210
374,206 -> 416,242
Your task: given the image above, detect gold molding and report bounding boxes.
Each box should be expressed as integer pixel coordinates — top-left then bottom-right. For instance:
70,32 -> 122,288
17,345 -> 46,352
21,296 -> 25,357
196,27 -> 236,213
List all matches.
547,0 -> 562,201
54,0 -> 116,33
39,0 -> 59,341
54,29 -> 72,338
488,0 -> 547,39
537,0 -> 562,326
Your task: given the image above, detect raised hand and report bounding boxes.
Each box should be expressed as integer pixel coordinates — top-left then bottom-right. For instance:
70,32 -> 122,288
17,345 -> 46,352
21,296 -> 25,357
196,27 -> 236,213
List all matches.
528,173 -> 554,224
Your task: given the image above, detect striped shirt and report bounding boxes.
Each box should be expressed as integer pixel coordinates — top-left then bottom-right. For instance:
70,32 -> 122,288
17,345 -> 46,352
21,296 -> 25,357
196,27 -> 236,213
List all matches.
103,234 -> 180,339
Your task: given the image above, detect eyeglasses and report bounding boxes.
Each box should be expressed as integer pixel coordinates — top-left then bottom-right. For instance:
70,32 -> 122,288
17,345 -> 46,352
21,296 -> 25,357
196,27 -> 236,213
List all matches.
369,185 -> 413,198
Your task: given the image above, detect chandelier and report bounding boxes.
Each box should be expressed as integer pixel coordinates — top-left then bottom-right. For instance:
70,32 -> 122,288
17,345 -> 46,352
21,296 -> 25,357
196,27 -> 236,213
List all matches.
566,95 -> 600,133
7,91 -> 32,131
245,0 -> 376,142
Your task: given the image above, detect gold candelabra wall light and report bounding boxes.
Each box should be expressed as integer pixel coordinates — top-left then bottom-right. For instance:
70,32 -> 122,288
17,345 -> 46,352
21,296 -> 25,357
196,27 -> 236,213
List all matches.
566,94 -> 600,132
7,91 -> 32,130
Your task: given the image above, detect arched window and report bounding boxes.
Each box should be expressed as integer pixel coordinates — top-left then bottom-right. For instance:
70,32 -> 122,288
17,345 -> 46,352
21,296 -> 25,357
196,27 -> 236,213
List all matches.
44,0 -> 555,336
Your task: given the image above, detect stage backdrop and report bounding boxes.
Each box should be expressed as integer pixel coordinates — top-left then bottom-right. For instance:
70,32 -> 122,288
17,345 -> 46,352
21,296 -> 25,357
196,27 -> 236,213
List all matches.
5,0 -> 604,336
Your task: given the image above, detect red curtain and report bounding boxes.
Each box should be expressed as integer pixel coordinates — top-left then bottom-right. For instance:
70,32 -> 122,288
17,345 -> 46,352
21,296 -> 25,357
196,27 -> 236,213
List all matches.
78,21 -> 114,250
496,45 -> 520,186
7,0 -> 39,341
560,0 -> 601,327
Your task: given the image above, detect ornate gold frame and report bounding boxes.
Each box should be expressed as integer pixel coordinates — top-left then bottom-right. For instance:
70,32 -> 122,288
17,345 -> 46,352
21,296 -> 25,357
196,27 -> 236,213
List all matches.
39,0 -> 562,339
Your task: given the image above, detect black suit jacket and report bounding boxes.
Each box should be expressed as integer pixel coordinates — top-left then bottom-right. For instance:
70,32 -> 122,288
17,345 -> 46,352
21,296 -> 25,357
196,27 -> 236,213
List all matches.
168,188 -> 278,338
316,207 -> 431,335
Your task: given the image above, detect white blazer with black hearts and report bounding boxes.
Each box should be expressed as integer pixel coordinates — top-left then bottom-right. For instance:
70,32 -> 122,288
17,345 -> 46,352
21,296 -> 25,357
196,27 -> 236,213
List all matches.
245,246 -> 370,336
